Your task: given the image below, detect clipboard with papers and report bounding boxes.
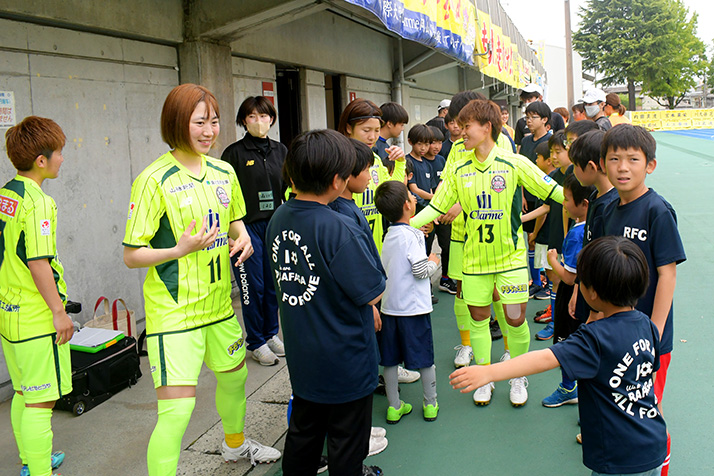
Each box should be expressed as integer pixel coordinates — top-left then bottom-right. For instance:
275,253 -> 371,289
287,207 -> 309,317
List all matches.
69,327 -> 125,353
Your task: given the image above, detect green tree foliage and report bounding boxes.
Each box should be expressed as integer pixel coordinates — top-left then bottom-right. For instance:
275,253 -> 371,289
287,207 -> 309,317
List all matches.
643,4 -> 706,109
574,0 -> 706,110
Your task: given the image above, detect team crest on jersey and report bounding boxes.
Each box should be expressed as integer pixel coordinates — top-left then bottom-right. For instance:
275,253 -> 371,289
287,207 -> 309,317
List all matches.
491,175 -> 506,193
40,219 -> 51,236
542,174 -> 553,184
0,195 -> 18,218
127,202 -> 135,219
371,169 -> 380,185
216,186 -> 230,208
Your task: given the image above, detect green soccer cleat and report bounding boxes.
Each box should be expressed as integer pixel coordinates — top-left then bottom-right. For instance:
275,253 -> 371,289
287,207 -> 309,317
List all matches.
386,400 -> 412,424
423,402 -> 439,422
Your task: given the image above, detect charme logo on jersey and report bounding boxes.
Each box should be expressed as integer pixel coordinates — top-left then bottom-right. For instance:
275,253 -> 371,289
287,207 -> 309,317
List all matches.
204,209 -> 228,251
0,195 -> 18,218
271,229 -> 320,307
468,191 -> 504,220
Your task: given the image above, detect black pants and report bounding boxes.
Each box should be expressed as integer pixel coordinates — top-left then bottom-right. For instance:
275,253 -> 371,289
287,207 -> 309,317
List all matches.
553,282 -> 581,343
426,222 -> 451,278
282,393 -> 373,476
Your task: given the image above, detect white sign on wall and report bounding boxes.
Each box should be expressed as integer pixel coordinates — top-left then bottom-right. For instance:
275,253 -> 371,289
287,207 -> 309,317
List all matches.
0,91 -> 16,128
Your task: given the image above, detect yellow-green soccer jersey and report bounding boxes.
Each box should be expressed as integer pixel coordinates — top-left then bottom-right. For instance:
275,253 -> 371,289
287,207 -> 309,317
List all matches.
123,152 -> 246,335
430,146 -> 564,275
0,176 -> 67,342
353,153 -> 406,253
443,134 -> 513,243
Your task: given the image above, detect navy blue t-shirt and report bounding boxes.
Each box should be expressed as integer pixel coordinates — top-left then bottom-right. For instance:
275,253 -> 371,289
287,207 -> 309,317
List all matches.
551,310 -> 667,474
574,187 -> 620,321
329,196 -> 384,274
440,138 -> 454,162
602,189 -> 686,354
407,154 -> 434,211
425,154 -> 446,190
373,137 -> 390,165
267,199 -> 386,404
546,168 -> 568,251
519,132 -> 551,164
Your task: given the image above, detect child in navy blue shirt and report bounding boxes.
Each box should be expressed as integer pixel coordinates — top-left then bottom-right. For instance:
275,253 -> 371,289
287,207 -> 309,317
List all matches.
405,124 -> 436,213
568,130 -> 619,324
267,129 -> 386,476
375,181 -> 440,424
600,125 -> 685,475
451,236 -> 667,476
541,173 -> 595,407
425,126 -> 455,294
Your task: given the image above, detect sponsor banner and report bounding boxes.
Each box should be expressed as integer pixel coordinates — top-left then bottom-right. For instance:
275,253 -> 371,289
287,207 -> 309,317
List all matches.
631,108 -> 714,131
345,0 -> 476,65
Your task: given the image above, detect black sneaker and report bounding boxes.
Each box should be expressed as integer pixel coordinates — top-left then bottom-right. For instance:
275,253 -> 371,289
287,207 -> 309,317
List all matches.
490,318 -> 503,341
431,293 -> 439,304
528,284 -> 542,299
317,455 -> 328,474
438,278 -> 457,295
363,465 -> 383,476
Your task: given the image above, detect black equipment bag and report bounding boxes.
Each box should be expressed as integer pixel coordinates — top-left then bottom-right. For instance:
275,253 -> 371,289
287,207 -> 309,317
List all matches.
56,336 -> 141,415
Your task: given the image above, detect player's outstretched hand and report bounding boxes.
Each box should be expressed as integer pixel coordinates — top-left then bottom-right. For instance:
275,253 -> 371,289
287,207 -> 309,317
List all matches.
385,145 -> 405,162
230,233 -> 253,265
53,310 -> 74,345
176,216 -> 218,257
450,365 -> 490,393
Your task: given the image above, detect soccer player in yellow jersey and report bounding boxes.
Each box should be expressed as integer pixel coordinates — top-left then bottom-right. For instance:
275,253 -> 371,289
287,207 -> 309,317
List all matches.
1,116 -> 72,476
337,98 -> 406,253
122,84 -> 279,475
441,91 -> 515,370
413,99 -> 564,406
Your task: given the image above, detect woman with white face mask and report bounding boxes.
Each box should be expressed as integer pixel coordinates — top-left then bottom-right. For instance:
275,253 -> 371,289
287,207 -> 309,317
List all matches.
580,88 -> 613,131
221,96 -> 288,367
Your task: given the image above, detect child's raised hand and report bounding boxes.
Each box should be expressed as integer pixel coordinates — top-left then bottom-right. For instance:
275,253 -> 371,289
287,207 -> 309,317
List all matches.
449,366 -> 490,393
428,253 -> 440,265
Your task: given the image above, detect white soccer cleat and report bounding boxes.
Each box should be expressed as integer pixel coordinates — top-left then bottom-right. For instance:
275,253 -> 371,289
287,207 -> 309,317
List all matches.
509,377 -> 529,407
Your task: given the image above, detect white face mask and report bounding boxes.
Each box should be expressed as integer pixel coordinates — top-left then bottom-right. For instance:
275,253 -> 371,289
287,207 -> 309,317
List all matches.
585,104 -> 600,118
247,121 -> 271,138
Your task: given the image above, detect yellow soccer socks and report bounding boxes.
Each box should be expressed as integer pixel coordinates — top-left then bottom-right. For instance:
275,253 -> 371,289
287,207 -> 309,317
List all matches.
147,397 -> 195,476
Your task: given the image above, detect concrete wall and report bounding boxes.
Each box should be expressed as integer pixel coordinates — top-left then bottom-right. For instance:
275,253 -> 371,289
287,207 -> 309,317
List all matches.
230,10 -> 393,82
0,18 -> 179,397
0,0 -> 183,43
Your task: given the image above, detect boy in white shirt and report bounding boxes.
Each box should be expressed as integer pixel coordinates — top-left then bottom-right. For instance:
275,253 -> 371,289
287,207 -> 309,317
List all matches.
375,181 -> 440,424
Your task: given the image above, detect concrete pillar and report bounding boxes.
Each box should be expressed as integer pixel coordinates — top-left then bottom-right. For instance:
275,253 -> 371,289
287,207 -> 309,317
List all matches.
299,68 -> 327,130
178,41 -> 236,153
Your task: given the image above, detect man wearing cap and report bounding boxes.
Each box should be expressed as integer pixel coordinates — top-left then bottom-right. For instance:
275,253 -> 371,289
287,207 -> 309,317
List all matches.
581,88 -> 612,131
426,99 -> 451,139
514,83 -> 565,146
